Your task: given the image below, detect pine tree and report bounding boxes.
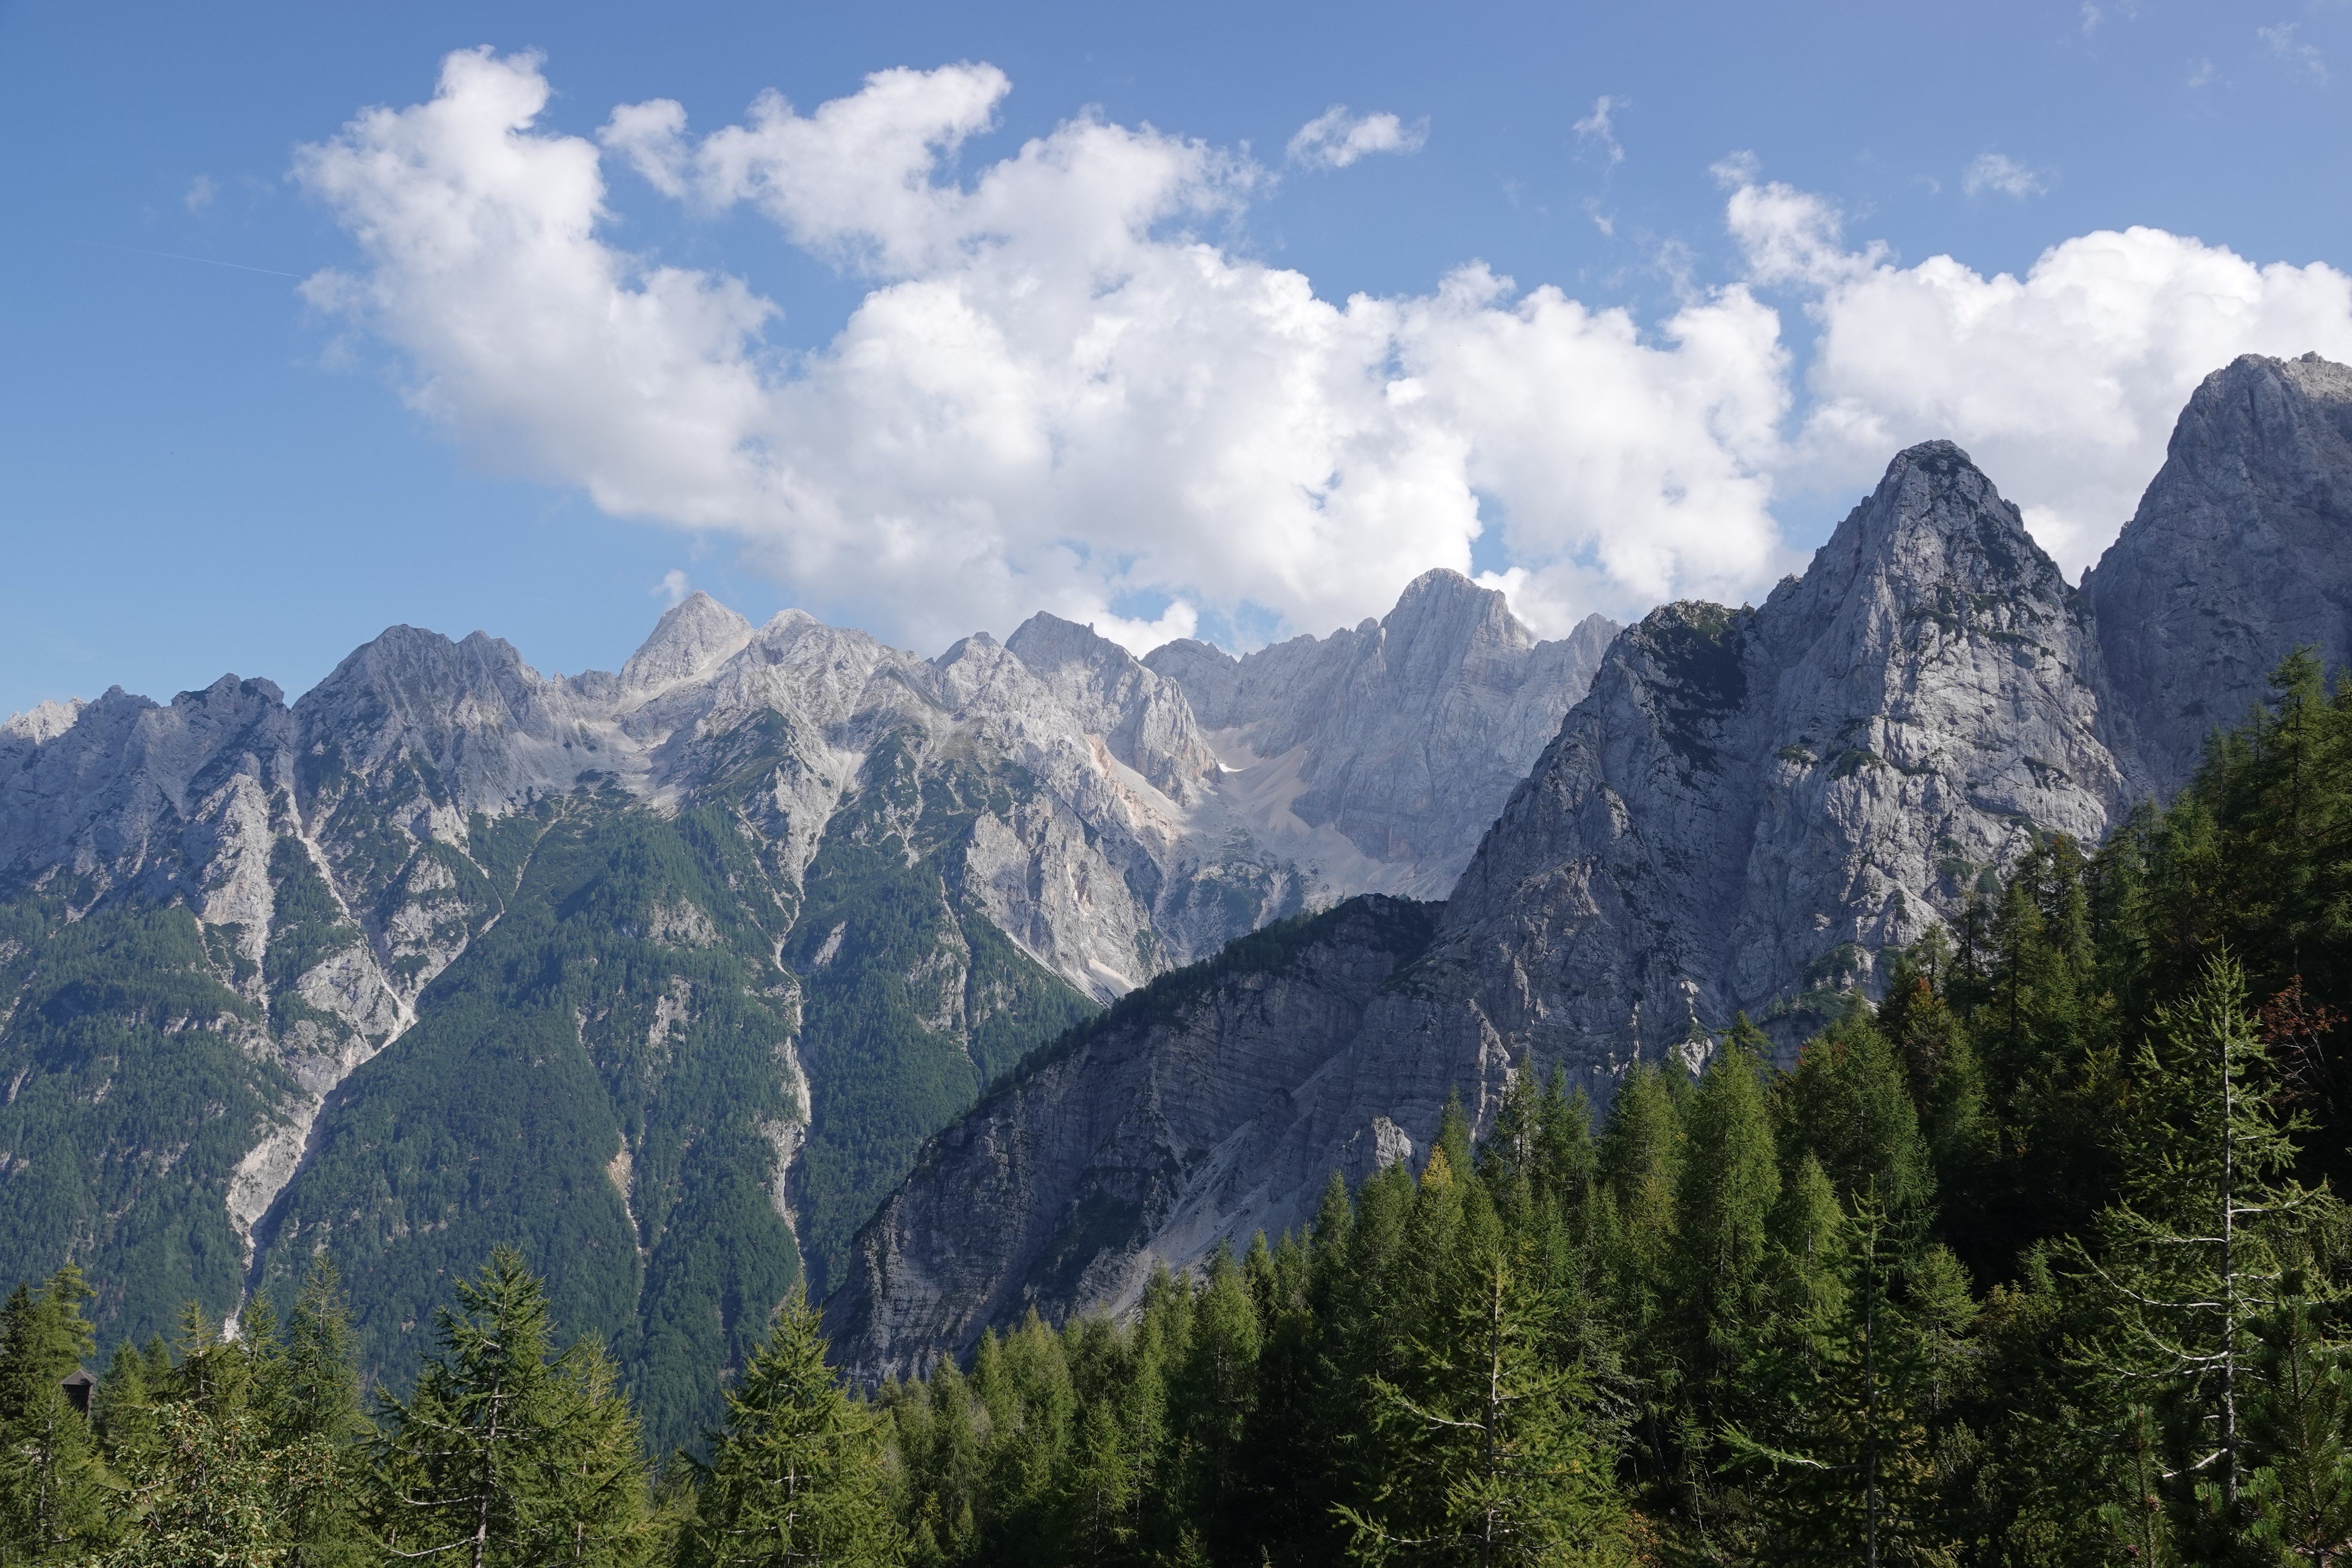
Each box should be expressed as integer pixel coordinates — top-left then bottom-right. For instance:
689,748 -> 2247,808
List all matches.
1594,1063 -> 1684,1489
1777,1003 -> 1933,1218
257,1256 -> 375,1568
883,1356 -> 982,1566
1724,1184 -> 1954,1566
2242,1282 -> 2352,1561
371,1246 -> 654,1566
1666,1036 -> 1780,1540
961,1311 -> 1075,1559
1051,1317 -> 1139,1566
1166,1245 -> 1260,1542
98,1300 -> 355,1568
1672,1038 -> 1780,1400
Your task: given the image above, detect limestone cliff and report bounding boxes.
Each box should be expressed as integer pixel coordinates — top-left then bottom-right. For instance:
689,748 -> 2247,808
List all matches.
2086,352 -> 2352,797
1145,570 -> 1617,897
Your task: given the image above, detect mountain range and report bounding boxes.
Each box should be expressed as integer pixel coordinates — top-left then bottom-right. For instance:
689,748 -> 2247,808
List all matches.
6,351 -> 2349,1441
0,560 -> 1608,1449
825,351 -> 2352,1381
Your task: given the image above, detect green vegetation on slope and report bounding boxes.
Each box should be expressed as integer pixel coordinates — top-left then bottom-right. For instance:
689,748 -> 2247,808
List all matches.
254,787 -> 806,1458
786,733 -> 1098,1298
250,719 -> 1095,1457
0,888 -> 281,1350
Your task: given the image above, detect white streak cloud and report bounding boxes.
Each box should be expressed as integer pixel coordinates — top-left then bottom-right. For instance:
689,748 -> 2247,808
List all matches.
2260,23 -> 2328,84
1962,153 -> 2047,199
1572,97 -> 1625,166
1286,105 -> 1427,171
295,53 -> 2352,654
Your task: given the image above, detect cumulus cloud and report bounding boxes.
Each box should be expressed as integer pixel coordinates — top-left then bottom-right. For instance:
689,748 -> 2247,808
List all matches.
1286,106 -> 1427,171
655,569 -> 691,606
296,51 -> 1781,649
295,52 -> 2352,654
1962,153 -> 2047,199
1718,182 -> 2352,571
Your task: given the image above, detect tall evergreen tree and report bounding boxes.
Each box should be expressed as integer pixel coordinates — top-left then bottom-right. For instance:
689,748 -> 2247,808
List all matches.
684,1288 -> 902,1567
1339,1155 -> 1628,1565
2072,955 -> 2330,1555
370,1246 -> 654,1566
257,1256 -> 375,1568
0,1265 -> 107,1560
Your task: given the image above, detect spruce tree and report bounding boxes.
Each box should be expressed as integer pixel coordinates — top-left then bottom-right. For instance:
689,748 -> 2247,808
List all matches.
1724,1185 -> 1955,1566
1666,1037 -> 1780,1539
0,1265 -> 107,1560
683,1288 -> 900,1567
371,1246 -> 653,1566
1338,1170 -> 1628,1565
98,1300 -> 355,1568
257,1256 -> 374,1568
2073,955 -> 2327,1553
2242,1281 -> 2352,1561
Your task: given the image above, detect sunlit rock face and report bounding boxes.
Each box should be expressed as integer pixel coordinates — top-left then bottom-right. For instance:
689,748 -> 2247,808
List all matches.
1147,569 -> 1617,900
2086,352 -> 2352,799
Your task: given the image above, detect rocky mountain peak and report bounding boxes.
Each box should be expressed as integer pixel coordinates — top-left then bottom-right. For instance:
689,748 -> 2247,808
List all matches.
1771,441 -> 2070,640
2085,352 -> 2352,796
1003,612 -> 1221,801
620,590 -> 756,694
1139,571 -> 1620,896
1384,566 -> 1537,655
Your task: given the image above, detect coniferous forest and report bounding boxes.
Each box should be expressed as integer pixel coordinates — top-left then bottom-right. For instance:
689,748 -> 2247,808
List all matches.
16,654 -> 2352,1562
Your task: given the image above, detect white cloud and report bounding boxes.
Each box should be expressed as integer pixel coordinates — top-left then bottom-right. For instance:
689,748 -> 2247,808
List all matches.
2260,23 -> 2329,83
296,51 -> 1781,649
184,175 -> 216,213
1718,164 -> 1886,288
1572,97 -> 1625,166
296,53 -> 2352,655
1761,201 -> 2352,571
1962,153 -> 2047,199
655,569 -> 691,606
1286,106 -> 1427,171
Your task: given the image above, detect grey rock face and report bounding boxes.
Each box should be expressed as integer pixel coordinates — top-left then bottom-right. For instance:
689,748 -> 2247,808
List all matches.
1429,442 -> 2122,1075
833,442 -> 2135,1375
1004,614 -> 1222,804
2085,352 -> 2352,798
1145,570 -> 1617,897
827,896 -> 1441,1382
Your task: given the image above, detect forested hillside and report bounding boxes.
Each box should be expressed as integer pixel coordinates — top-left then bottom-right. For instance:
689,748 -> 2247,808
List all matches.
11,651 -> 2352,1562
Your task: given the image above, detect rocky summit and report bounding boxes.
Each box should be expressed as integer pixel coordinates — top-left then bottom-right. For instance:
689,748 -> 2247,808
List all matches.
2086,352 -> 2352,798
0,568 -> 1596,1453
833,358 -> 2352,1379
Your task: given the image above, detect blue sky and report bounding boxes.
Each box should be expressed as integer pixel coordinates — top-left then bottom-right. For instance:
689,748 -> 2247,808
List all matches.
5,0 -> 2351,717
